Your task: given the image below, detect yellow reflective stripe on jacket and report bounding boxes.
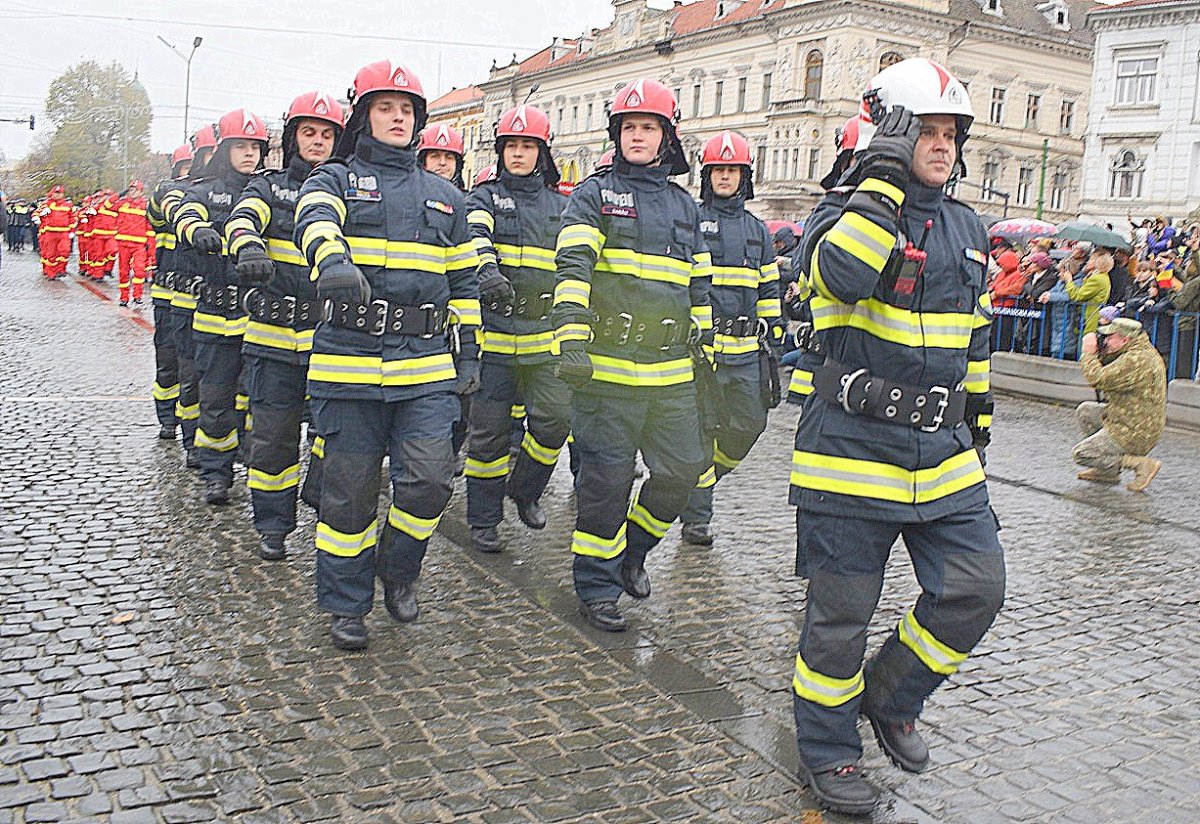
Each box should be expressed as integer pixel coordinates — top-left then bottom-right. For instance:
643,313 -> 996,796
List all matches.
264,237 -> 307,267
711,265 -> 759,289
193,312 -> 247,338
115,232 -> 150,243
597,248 -> 692,287
756,298 -> 782,319
494,243 -> 556,272
387,506 -> 441,541
481,330 -> 555,357
150,283 -> 175,301
448,298 -> 482,327
551,324 -> 591,354
825,210 -> 894,272
977,414 -> 993,429
247,463 -> 301,492
316,518 -> 378,557
307,352 -> 456,386
155,233 -> 177,250
691,305 -> 713,331
792,654 -> 864,707
239,196 -> 272,228
554,279 -> 590,308
857,176 -> 906,206
521,431 -> 561,466
791,448 -> 985,505
811,296 -> 974,350
964,359 -> 990,394
472,237 -> 498,267
297,190 -> 347,223
301,220 -> 343,253
463,455 -> 509,479
714,444 -> 740,470
570,524 -> 627,559
447,241 -> 479,272
974,292 -> 993,328
760,260 -> 780,283
170,292 -> 198,310
788,368 -> 814,396
244,321 -> 314,353
467,209 -> 494,232
556,223 -> 604,255
899,611 -> 968,675
589,355 -> 693,388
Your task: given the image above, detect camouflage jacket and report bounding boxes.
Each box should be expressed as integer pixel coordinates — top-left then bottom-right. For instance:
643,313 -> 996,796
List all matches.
1081,332 -> 1166,455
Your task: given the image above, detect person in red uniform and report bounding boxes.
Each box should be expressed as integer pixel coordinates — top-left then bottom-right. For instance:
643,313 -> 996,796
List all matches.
92,190 -> 119,277
37,185 -> 75,279
114,180 -> 155,306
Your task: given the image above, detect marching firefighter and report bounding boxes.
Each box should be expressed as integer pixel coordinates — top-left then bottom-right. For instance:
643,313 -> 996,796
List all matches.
225,91 -> 344,561
294,60 -> 481,650
678,130 -> 781,546
147,143 -> 194,439
114,180 -> 155,306
464,104 -> 570,553
75,194 -> 96,278
93,190 -> 118,277
788,58 -> 1004,815
36,185 -> 74,279
174,109 -> 268,504
552,78 -> 712,632
164,126 -> 218,466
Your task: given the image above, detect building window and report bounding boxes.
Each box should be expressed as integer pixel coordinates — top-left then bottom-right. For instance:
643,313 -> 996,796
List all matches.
762,72 -> 772,109
807,147 -> 821,179
772,149 -> 780,180
990,88 -> 1006,125
693,83 -> 702,118
803,50 -> 823,100
1025,94 -> 1040,130
1059,100 -> 1074,134
1016,166 -> 1033,206
981,158 -> 1000,201
672,89 -> 682,110
879,51 -> 903,71
756,145 -> 767,182
571,105 -> 578,133
555,108 -> 563,133
1051,170 -> 1068,211
1109,150 -> 1144,198
737,77 -> 747,112
714,80 -> 724,115
983,0 -> 1001,15
1114,56 -> 1158,105
586,102 -> 593,131
792,147 -> 801,179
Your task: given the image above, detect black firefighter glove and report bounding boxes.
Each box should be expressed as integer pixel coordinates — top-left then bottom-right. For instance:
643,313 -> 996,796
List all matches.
850,105 -> 921,224
555,340 -> 593,389
316,257 -> 372,306
191,226 -> 222,254
455,356 -> 481,396
236,244 -> 275,284
477,263 -> 515,309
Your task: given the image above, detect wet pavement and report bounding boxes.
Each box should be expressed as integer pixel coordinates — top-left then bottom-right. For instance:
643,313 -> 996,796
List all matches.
2,248 -> 1199,823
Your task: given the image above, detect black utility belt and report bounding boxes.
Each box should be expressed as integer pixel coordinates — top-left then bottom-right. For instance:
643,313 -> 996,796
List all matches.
325,299 -> 447,337
483,291 -> 553,320
793,322 -> 822,355
243,290 -> 321,330
713,315 -> 763,339
591,312 -> 697,350
198,284 -> 249,314
157,271 -> 177,290
813,359 -> 966,432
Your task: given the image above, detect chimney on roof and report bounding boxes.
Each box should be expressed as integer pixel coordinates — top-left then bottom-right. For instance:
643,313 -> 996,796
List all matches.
716,0 -> 745,18
578,29 -> 596,54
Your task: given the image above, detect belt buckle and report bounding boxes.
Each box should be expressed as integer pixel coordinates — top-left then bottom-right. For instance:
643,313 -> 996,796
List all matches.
537,292 -> 553,320
369,298 -> 389,336
615,312 -> 633,346
420,302 -> 441,339
444,304 -> 461,353
838,368 -> 870,415
920,386 -> 950,432
282,295 -> 297,326
225,285 -> 240,312
241,287 -> 261,316
736,314 -> 751,337
659,318 -> 677,351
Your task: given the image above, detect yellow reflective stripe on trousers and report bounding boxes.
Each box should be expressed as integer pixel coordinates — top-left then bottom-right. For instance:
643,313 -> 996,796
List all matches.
571,523 -> 627,559
711,265 -> 759,289
235,393 -> 249,412
811,296 -> 974,350
195,427 -> 239,452
193,312 -> 247,338
316,519 -> 378,558
307,353 -> 456,386
494,243 -> 556,272
788,369 -> 814,396
521,431 -> 561,466
265,237 -> 308,267
510,405 -> 526,419
387,506 -> 442,541
152,382 -> 180,401
247,463 -> 301,492
964,358 -> 990,393
463,455 -> 509,479
556,223 -> 604,255
898,610 -> 968,675
792,654 -> 864,707
824,210 -> 895,272
628,490 -> 672,539
596,248 -> 692,287
589,355 -> 693,388
244,321 -> 314,353
791,448 -> 985,505
713,444 -> 740,471
175,401 -> 199,421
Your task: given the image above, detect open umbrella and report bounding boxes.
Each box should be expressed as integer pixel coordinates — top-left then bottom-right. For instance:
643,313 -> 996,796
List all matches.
1055,221 -> 1132,252
988,217 -> 1058,244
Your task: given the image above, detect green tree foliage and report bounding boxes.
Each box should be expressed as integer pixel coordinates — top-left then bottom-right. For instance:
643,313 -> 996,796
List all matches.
41,60 -> 153,195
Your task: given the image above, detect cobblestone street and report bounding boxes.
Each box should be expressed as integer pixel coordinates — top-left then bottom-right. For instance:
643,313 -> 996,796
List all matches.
3,249 -> 1199,823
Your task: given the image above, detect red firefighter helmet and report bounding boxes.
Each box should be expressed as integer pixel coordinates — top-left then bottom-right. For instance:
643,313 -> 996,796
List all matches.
49,185 -> 64,197
348,60 -> 426,107
217,109 -> 269,144
595,148 -> 615,173
701,130 -> 752,168
496,105 -> 551,143
191,124 -> 218,152
171,143 -> 193,166
473,164 -> 498,187
418,123 -> 465,157
286,91 -> 345,130
836,116 -> 860,153
609,78 -> 679,124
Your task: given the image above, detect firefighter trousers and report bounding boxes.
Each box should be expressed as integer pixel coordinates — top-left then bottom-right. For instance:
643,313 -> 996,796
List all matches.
466,359 -> 572,528
791,504 -> 1005,772
193,334 -> 246,489
168,307 -> 199,450
151,300 -> 180,429
311,393 -> 458,617
116,241 -> 147,302
245,354 -> 308,537
680,361 -> 768,526
40,232 -> 70,277
570,385 -> 707,604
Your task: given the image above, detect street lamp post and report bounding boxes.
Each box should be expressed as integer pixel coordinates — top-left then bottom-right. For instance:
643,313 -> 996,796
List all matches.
157,35 -> 203,141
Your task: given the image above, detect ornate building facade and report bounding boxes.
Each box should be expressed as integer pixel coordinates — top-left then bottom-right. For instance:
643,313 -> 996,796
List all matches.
475,0 -> 1094,221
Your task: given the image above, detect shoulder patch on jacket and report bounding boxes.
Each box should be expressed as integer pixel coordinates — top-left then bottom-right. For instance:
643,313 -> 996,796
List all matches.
964,248 -> 987,265
425,199 -> 454,215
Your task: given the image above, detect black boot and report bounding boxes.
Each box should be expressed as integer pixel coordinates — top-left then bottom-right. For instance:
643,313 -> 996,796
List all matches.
330,615 -> 368,650
510,495 -> 546,530
203,481 -> 228,505
579,599 -> 626,632
384,581 -> 418,623
681,522 -> 714,546
865,713 -> 930,773
800,763 -> 879,816
472,526 -> 503,554
257,533 -> 286,561
158,424 -> 176,441
118,300 -> 128,307
620,557 -> 651,599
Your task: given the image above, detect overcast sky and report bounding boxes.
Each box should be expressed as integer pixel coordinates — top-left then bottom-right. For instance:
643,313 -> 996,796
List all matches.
0,0 -> 651,164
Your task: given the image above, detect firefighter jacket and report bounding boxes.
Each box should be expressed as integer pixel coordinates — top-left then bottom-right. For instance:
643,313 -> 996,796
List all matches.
226,160 -> 321,365
174,168 -> 253,339
148,179 -> 178,302
114,195 -> 154,250
466,170 -> 567,365
159,180 -> 195,310
92,197 -> 116,240
39,197 -> 75,233
791,178 -> 993,522
551,163 -> 712,394
698,193 -> 781,366
294,134 -> 482,403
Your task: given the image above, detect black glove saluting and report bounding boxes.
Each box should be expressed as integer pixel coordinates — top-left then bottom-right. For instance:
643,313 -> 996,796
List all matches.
236,244 -> 275,284
191,226 -> 222,254
316,256 -> 372,305
857,103 -> 921,190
